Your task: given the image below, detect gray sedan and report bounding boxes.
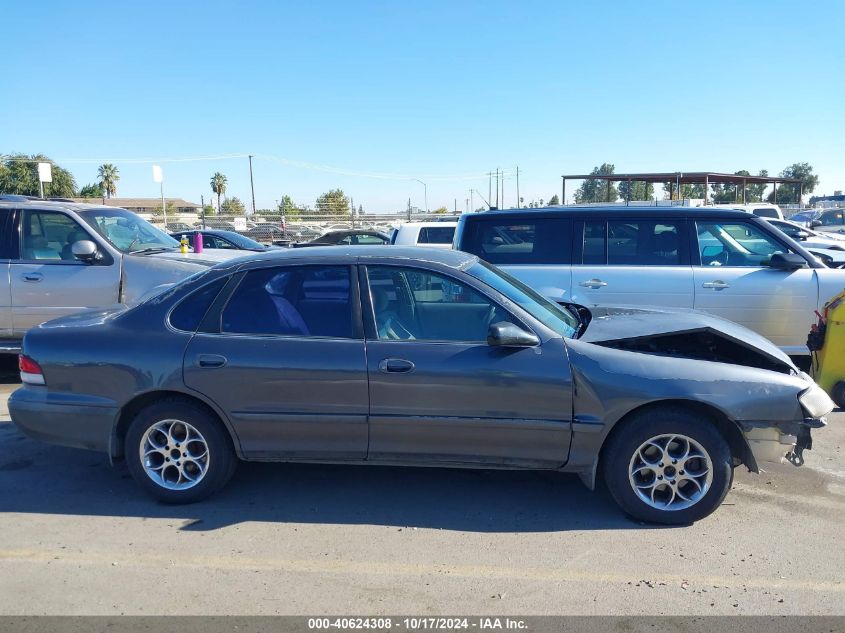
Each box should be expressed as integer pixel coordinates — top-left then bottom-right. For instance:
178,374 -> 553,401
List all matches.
9,247 -> 834,524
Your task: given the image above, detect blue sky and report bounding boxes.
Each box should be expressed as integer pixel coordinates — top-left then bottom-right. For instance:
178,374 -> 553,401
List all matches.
3,0 -> 843,212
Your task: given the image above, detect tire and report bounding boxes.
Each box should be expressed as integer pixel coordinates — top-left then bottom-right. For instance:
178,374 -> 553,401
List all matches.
832,381 -> 845,410
125,398 -> 237,504
602,406 -> 733,525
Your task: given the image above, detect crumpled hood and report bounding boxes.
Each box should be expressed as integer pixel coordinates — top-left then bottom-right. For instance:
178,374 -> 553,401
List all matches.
580,305 -> 796,371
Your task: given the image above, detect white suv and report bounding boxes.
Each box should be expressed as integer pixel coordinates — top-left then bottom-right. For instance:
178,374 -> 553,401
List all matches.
390,221 -> 457,249
455,206 -> 845,358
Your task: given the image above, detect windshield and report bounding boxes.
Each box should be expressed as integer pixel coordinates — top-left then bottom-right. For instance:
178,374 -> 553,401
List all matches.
78,208 -> 180,252
467,261 -> 579,338
215,230 -> 265,250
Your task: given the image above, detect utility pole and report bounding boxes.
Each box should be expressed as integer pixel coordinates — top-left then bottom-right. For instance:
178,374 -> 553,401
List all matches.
350,196 -> 355,228
248,155 -> 256,216
465,198 -> 469,214
488,172 -> 492,208
502,169 -> 506,209
454,198 -> 457,214
407,198 -> 411,221
200,195 -> 206,229
516,166 -> 520,208
470,189 -> 474,212
495,168 -> 500,208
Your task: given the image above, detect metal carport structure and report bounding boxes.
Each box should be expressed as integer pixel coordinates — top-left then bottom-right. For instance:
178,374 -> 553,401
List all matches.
560,171 -> 803,206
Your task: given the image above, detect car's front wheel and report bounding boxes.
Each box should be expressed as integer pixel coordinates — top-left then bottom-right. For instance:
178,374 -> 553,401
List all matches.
125,398 -> 237,503
602,406 -> 733,524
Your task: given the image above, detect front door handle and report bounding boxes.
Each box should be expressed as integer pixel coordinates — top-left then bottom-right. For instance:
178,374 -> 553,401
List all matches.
702,280 -> 730,290
378,358 -> 415,374
196,354 -> 227,368
579,278 -> 608,289
22,273 -> 43,283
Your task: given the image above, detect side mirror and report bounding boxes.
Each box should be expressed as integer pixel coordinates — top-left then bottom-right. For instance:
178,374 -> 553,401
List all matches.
810,220 -> 822,228
72,240 -> 99,263
768,252 -> 808,271
487,322 -> 539,347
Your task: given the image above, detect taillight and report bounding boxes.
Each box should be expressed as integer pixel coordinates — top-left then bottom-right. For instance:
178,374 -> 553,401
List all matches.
19,355 -> 45,385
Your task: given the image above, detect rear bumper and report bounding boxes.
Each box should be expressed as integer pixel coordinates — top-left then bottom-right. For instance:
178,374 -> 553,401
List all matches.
8,387 -> 117,453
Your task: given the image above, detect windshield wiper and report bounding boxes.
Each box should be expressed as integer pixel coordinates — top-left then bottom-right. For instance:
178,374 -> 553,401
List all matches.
130,246 -> 179,255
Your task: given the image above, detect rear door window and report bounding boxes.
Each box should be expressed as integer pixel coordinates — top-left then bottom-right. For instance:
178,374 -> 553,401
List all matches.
582,220 -> 684,265
222,265 -> 354,338
417,226 -> 455,245
460,217 -> 572,264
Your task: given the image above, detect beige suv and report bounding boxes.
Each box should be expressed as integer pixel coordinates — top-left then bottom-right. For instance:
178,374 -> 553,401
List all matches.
0,197 -> 240,352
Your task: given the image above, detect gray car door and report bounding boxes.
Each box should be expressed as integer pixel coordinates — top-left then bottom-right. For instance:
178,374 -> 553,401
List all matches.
10,208 -> 121,336
363,264 -> 573,468
182,264 -> 369,460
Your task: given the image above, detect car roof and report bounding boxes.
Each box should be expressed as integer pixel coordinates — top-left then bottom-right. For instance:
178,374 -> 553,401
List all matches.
214,245 -> 477,270
398,221 -> 459,228
460,205 -> 758,220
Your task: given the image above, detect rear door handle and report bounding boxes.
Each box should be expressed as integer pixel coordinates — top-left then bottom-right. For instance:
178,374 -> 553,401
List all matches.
196,354 -> 227,368
378,358 -> 415,374
22,273 -> 43,283
702,280 -> 730,290
579,278 -> 607,289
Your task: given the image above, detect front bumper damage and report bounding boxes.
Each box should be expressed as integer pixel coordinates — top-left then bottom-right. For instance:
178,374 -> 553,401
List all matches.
739,417 -> 827,468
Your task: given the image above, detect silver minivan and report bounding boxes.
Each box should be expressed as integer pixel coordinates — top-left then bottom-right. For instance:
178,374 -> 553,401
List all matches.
0,198 -> 241,352
455,206 -> 845,358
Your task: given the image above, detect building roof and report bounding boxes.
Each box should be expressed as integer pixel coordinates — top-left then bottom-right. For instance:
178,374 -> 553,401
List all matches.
68,197 -> 201,208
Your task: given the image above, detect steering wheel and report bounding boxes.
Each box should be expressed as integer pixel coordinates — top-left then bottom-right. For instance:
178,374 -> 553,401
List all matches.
383,314 -> 417,340
708,250 -> 730,266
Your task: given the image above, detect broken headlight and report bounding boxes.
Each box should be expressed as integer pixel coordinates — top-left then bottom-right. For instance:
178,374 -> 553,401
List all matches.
799,382 -> 835,419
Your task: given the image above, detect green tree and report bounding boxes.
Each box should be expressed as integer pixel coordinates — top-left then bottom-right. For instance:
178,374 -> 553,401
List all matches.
710,170 -> 769,203
768,162 -> 819,204
617,181 -> 654,201
662,180 -> 705,200
574,163 -> 618,203
0,153 -> 77,197
547,194 -> 560,205
277,194 -> 301,219
78,182 -> 105,197
315,189 -> 350,217
210,172 -> 227,214
221,196 -> 246,216
432,206 -> 448,214
151,200 -> 180,218
97,163 -> 120,198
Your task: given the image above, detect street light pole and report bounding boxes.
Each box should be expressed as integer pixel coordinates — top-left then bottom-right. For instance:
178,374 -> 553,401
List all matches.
248,155 -> 256,216
414,179 -> 428,213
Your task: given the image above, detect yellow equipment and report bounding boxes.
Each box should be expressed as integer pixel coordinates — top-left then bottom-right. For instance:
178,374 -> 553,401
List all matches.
810,289 -> 845,408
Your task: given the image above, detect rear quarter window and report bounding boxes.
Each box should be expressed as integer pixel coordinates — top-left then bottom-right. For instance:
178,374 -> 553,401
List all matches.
169,278 -> 227,332
459,217 -> 572,264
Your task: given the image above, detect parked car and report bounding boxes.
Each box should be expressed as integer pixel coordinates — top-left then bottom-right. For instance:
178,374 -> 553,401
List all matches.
244,223 -> 286,244
166,222 -> 194,233
169,229 -> 281,252
292,229 -> 390,247
454,206 -> 845,359
9,246 -> 832,523
764,218 -> 845,251
788,210 -> 823,226
812,208 -> 845,234
391,222 -> 457,249
0,198 -> 242,353
710,203 -> 785,220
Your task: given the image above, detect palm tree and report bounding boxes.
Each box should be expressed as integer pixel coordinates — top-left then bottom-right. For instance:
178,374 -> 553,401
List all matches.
97,163 -> 120,198
210,172 -> 227,214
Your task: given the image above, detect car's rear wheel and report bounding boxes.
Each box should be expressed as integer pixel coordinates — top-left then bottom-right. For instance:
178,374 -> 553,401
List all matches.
125,398 -> 237,503
602,406 -> 733,524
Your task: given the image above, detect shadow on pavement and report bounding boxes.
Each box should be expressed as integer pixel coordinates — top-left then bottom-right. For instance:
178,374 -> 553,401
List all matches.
0,356 -> 20,386
0,422 -> 647,533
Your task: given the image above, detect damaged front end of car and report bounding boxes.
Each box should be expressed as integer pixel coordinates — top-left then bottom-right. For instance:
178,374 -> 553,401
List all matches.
563,305 -> 834,489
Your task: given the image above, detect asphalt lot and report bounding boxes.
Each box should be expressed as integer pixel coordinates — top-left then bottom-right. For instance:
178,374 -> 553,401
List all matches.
0,355 -> 843,616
